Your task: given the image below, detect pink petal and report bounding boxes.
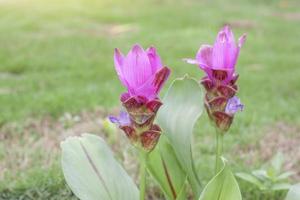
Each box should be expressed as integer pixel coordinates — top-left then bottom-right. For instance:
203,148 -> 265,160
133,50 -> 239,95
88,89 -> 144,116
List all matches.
196,45 -> 213,69
222,25 -> 235,44
238,34 -> 247,48
135,67 -> 170,99
212,26 -> 238,70
223,26 -> 238,69
114,48 -> 129,87
212,31 -> 227,69
123,44 -> 152,89
231,34 -> 247,68
146,46 -> 162,74
225,45 -> 238,70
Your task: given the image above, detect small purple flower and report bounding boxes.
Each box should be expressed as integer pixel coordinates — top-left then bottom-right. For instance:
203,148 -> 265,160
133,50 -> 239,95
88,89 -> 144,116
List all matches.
114,44 -> 170,100
225,96 -> 244,115
109,111 -> 131,126
185,25 -> 246,84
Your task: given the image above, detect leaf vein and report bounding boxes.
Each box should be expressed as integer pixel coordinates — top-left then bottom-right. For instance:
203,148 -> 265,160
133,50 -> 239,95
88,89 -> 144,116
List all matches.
80,141 -> 113,200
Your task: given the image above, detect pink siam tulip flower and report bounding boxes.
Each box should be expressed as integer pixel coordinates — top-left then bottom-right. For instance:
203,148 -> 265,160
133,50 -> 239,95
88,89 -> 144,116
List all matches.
110,44 -> 170,151
185,26 -> 246,132
114,44 -> 170,100
185,25 -> 246,84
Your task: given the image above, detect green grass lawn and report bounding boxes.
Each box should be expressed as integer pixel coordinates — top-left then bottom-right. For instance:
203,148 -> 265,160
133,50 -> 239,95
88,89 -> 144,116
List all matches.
0,0 -> 300,199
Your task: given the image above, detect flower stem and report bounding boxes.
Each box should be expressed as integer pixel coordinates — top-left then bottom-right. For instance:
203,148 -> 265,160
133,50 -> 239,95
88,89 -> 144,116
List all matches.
215,129 -> 223,175
139,151 -> 148,200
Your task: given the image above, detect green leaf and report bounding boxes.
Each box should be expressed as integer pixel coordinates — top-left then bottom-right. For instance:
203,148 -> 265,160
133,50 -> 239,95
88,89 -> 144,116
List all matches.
236,172 -> 265,190
271,152 -> 284,175
156,75 -> 203,196
285,183 -> 300,200
147,135 -> 187,200
252,169 -> 269,181
61,133 -> 139,200
277,171 -> 295,181
199,159 -> 242,200
271,183 -> 291,191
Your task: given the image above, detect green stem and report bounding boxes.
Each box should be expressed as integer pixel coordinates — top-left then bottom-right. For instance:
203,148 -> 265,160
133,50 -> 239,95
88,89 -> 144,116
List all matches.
139,151 -> 148,200
269,190 -> 275,200
215,129 -> 223,175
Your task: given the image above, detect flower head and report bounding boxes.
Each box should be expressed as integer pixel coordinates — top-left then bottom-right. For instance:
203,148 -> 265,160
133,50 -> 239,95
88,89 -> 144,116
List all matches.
185,25 -> 246,84
114,44 -> 170,100
185,26 -> 246,132
111,44 -> 171,151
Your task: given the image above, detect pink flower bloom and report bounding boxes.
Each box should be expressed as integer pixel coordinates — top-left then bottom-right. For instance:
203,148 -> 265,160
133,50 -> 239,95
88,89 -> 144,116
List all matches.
111,44 -> 171,151
185,25 -> 246,84
114,44 -> 170,100
185,26 -> 247,132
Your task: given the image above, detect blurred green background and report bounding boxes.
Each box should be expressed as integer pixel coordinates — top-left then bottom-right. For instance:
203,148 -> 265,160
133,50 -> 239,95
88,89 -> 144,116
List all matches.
0,0 -> 299,199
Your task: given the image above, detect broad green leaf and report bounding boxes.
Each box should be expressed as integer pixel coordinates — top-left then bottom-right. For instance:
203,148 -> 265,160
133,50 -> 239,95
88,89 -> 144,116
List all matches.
252,169 -> 269,181
156,75 -> 203,196
271,183 -> 291,191
236,172 -> 265,190
271,152 -> 284,175
285,183 -> 300,200
147,135 -> 187,200
277,171 -> 295,181
61,133 -> 139,200
199,159 -> 242,200
176,184 -> 188,200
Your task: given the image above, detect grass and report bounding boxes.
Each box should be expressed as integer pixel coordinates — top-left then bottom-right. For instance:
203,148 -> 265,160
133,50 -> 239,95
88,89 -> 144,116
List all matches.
0,0 -> 300,199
